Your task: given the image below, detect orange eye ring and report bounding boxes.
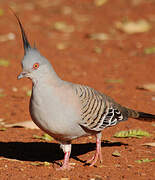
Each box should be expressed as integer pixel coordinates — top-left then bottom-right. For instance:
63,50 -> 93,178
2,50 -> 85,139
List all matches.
33,63 -> 39,70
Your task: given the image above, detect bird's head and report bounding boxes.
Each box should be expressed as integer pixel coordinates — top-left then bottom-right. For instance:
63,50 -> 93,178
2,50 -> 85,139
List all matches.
15,14 -> 52,82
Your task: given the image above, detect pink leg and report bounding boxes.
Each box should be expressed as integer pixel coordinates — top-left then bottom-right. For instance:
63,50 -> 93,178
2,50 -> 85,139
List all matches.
87,133 -> 102,166
57,144 -> 73,170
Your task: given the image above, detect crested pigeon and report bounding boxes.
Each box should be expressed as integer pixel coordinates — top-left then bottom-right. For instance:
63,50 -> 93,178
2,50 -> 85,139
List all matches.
15,14 -> 155,170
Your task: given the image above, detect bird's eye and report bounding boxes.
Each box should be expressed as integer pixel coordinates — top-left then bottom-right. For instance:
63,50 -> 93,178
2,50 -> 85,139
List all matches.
33,63 -> 39,70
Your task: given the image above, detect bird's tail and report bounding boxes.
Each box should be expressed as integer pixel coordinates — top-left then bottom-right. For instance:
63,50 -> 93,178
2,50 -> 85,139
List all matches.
126,108 -> 155,121
136,111 -> 155,120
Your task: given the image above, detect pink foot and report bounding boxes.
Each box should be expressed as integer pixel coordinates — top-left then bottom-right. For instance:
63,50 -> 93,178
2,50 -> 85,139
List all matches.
87,133 -> 102,166
57,144 -> 73,170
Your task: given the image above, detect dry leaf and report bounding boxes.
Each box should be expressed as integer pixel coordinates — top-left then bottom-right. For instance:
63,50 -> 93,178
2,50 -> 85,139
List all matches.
53,22 -> 74,33
33,134 -> 53,141
135,158 -> 155,163
115,20 -> 151,34
88,33 -> 109,41
0,9 -> 4,16
0,33 -> 15,42
44,161 -> 50,166
31,161 -> 50,166
137,84 -> 155,92
30,162 -> 42,166
56,42 -> 68,50
105,79 -> 123,84
142,142 -> 155,147
0,118 -> 5,126
5,121 -> 39,129
114,129 -> 151,138
69,162 -> 76,166
90,175 -> 103,180
26,90 -> 32,96
144,47 -> 155,54
0,59 -> 10,67
112,150 -> 121,157
0,128 -> 6,131
0,157 -> 23,163
94,47 -> 102,54
94,0 -> 108,7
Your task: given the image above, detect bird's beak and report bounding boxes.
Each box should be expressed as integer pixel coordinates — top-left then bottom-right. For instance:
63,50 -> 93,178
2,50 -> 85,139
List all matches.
17,72 -> 27,79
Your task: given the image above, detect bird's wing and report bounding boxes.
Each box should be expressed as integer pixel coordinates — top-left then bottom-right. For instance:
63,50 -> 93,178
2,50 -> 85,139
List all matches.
74,84 -> 128,131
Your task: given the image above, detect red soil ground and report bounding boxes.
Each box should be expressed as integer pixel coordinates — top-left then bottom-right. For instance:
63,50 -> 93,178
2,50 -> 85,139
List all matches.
0,0 -> 155,179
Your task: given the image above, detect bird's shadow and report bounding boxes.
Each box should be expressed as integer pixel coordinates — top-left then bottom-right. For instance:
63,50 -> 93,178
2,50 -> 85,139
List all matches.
0,140 -> 127,165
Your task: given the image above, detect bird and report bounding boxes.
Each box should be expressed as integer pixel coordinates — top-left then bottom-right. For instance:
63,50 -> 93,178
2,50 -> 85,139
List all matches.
14,14 -> 155,170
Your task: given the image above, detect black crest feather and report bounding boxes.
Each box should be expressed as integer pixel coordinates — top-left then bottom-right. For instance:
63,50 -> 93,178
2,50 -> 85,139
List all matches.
12,11 -> 31,54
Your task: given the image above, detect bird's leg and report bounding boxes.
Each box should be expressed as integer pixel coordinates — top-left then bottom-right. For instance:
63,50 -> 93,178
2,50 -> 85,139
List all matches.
87,132 -> 102,166
57,144 -> 73,170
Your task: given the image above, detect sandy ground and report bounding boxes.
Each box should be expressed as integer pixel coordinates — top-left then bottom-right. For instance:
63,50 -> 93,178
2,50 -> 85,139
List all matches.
0,0 -> 155,179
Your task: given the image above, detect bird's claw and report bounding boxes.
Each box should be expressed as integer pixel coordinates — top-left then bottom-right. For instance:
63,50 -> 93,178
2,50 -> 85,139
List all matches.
56,163 -> 74,170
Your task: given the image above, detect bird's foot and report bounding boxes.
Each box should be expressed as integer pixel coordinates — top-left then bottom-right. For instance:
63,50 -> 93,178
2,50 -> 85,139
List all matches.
56,163 -> 74,171
86,154 -> 102,167
86,134 -> 102,166
56,150 -> 73,170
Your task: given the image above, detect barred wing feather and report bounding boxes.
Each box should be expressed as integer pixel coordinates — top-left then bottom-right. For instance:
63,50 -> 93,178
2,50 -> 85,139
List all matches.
75,85 -> 126,131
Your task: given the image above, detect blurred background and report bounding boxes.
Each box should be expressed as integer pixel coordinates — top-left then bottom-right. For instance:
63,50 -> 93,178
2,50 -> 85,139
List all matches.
0,0 -> 155,179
